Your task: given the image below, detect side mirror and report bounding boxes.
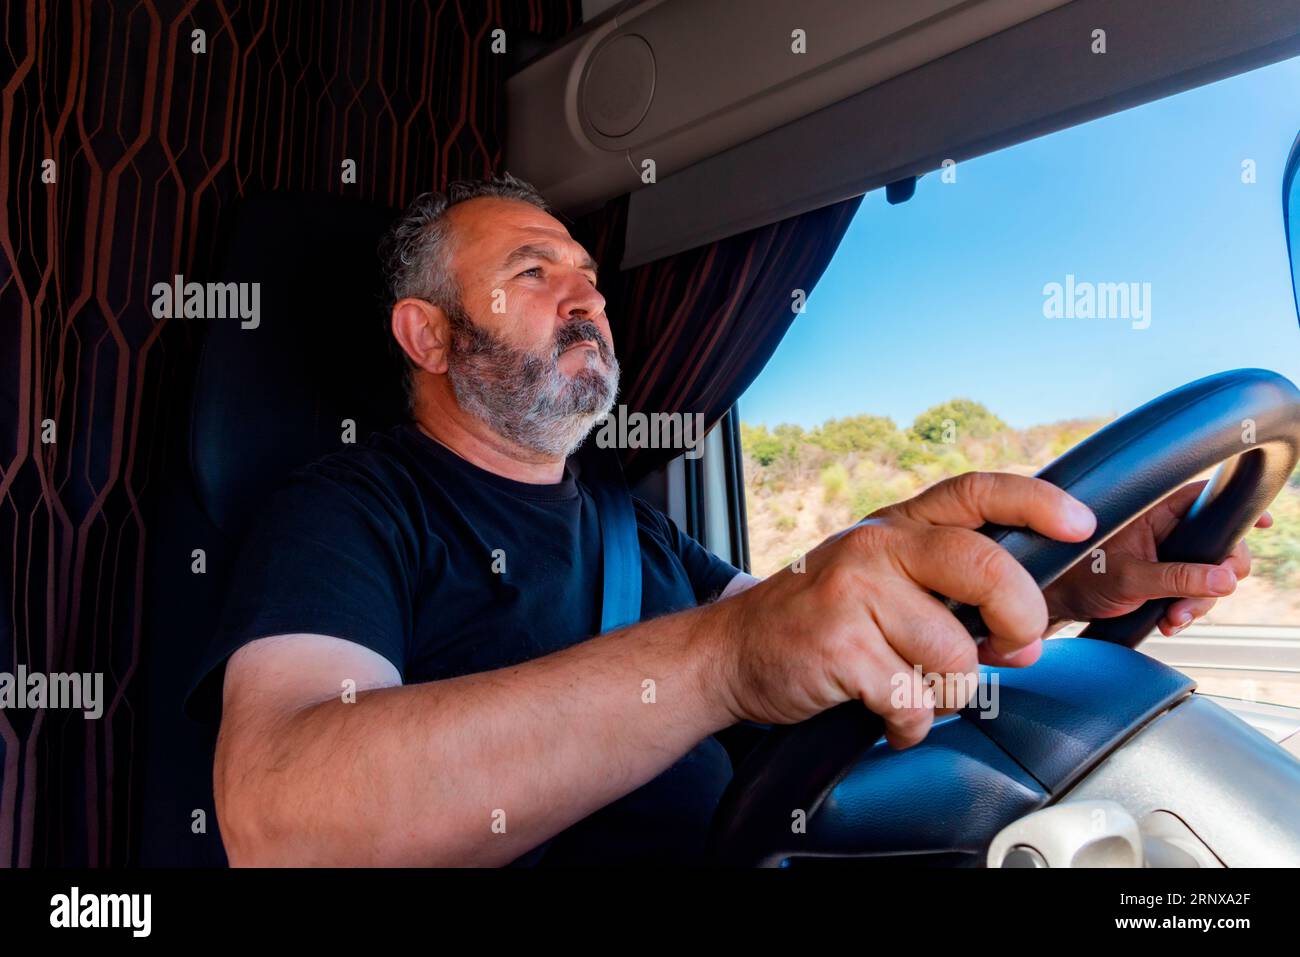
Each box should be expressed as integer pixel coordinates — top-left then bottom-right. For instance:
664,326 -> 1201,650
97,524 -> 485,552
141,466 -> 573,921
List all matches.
1283,130 -> 1300,320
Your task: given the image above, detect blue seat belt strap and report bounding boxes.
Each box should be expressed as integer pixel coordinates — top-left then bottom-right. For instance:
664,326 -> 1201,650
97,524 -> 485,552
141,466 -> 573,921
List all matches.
575,438 -> 642,633
505,439 -> 641,867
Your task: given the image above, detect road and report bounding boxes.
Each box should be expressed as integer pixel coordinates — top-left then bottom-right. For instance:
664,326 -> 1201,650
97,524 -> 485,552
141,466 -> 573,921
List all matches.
1107,623 -> 1300,709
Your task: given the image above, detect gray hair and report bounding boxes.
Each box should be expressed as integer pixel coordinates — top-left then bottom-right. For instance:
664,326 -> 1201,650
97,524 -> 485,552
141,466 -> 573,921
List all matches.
379,173 -> 552,412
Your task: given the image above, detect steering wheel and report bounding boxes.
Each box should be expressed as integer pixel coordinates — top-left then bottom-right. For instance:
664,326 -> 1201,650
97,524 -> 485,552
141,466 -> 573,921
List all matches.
708,368 -> 1300,866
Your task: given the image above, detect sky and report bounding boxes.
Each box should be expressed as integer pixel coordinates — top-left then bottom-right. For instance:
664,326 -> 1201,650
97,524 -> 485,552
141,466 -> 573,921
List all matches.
739,55 -> 1300,431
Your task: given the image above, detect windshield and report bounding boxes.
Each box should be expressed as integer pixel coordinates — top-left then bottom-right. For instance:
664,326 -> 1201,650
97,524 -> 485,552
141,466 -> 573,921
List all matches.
739,54 -> 1300,708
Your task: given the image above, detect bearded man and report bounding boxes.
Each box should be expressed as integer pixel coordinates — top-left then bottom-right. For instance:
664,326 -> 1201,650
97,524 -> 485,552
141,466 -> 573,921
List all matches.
195,175 -> 1254,866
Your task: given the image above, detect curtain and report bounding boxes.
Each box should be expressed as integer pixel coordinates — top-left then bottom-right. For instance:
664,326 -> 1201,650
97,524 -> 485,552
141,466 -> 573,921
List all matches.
576,192 -> 864,482
0,0 -> 578,868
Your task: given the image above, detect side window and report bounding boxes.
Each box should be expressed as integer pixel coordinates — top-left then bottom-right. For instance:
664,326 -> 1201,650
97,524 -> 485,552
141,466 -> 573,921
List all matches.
739,56 -> 1300,708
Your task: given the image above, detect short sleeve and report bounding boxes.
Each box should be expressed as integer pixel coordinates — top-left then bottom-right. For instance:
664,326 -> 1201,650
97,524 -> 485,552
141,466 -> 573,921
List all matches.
632,496 -> 742,605
184,457 -> 419,723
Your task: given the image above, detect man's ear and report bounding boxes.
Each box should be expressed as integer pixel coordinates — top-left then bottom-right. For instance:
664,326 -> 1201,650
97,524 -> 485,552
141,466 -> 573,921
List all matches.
390,298 -> 450,375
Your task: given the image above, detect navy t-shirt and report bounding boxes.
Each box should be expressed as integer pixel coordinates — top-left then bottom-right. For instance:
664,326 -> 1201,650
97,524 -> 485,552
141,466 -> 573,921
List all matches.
186,422 -> 742,865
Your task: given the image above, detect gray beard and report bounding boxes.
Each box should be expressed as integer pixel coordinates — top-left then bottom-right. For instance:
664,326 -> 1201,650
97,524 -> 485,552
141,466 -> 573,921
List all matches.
444,301 -> 620,458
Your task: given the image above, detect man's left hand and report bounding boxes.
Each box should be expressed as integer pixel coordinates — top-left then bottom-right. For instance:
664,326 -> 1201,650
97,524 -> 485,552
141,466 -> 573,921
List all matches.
1042,480 -> 1271,637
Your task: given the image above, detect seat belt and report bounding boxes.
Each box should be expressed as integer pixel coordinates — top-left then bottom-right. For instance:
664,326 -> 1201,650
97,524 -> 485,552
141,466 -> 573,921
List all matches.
574,437 -> 642,633
507,438 -> 642,869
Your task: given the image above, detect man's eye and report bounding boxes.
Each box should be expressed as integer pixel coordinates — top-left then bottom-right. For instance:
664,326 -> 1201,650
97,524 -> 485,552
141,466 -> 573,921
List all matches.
518,266 -> 543,279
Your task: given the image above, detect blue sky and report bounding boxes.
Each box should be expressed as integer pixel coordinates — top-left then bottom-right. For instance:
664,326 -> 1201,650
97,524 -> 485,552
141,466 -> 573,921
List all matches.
740,55 -> 1300,431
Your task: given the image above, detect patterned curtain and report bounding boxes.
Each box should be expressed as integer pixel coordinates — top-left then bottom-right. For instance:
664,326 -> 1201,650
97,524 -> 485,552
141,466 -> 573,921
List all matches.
0,0 -> 577,868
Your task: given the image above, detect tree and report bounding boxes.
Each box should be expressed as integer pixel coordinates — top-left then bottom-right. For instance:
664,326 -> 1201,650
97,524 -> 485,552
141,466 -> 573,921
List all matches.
911,399 -> 1007,445
741,422 -> 804,467
808,414 -> 900,453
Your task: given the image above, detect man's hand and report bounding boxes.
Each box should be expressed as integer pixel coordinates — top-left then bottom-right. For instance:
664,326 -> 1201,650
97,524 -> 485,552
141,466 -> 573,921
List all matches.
1042,480 -> 1271,637
705,472 -> 1096,749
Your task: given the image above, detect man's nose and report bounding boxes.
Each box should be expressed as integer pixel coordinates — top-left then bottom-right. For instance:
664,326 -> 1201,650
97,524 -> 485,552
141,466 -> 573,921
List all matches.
557,270 -> 606,321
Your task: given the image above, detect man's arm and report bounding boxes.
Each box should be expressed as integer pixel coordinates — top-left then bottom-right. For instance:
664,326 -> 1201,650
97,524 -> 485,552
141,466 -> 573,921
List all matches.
215,472 -> 1253,868
215,602 -> 737,867
224,471 -> 1214,867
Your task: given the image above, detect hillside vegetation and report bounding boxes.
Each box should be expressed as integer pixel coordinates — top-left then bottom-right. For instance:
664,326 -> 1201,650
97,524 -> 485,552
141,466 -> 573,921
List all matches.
741,400 -> 1300,624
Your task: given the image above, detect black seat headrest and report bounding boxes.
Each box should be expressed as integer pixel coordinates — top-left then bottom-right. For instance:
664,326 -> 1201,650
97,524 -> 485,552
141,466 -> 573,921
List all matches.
190,192 -> 408,538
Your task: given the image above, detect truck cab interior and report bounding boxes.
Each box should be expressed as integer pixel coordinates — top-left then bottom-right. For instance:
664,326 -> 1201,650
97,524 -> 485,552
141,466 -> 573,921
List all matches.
7,0 -> 1300,870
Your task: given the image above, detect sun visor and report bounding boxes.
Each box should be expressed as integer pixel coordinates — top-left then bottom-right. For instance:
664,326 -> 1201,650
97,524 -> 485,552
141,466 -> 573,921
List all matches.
506,0 -> 1070,219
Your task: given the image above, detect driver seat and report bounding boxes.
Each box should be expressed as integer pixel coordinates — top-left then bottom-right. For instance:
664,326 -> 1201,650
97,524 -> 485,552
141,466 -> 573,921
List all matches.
136,192 -> 406,865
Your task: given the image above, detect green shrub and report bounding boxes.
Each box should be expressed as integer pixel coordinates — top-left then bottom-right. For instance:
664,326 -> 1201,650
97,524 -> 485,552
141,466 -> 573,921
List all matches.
897,442 -> 940,473
1247,486 -> 1300,587
740,423 -> 786,467
820,462 -> 850,503
936,449 -> 974,477
809,415 -> 900,453
912,399 -> 1007,445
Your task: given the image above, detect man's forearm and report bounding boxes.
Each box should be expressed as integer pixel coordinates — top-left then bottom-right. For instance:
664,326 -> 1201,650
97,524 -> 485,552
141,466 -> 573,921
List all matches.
216,599 -> 739,866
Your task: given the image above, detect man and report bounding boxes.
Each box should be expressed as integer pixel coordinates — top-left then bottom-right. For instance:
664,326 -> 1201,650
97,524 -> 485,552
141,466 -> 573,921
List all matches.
198,175 -> 1259,866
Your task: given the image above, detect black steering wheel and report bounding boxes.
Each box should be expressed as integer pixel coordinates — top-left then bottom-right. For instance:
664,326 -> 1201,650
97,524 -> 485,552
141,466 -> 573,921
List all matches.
709,368 -> 1300,866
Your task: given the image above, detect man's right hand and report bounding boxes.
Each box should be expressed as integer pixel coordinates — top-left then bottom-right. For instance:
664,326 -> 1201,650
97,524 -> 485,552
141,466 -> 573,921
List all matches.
704,472 -> 1097,749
